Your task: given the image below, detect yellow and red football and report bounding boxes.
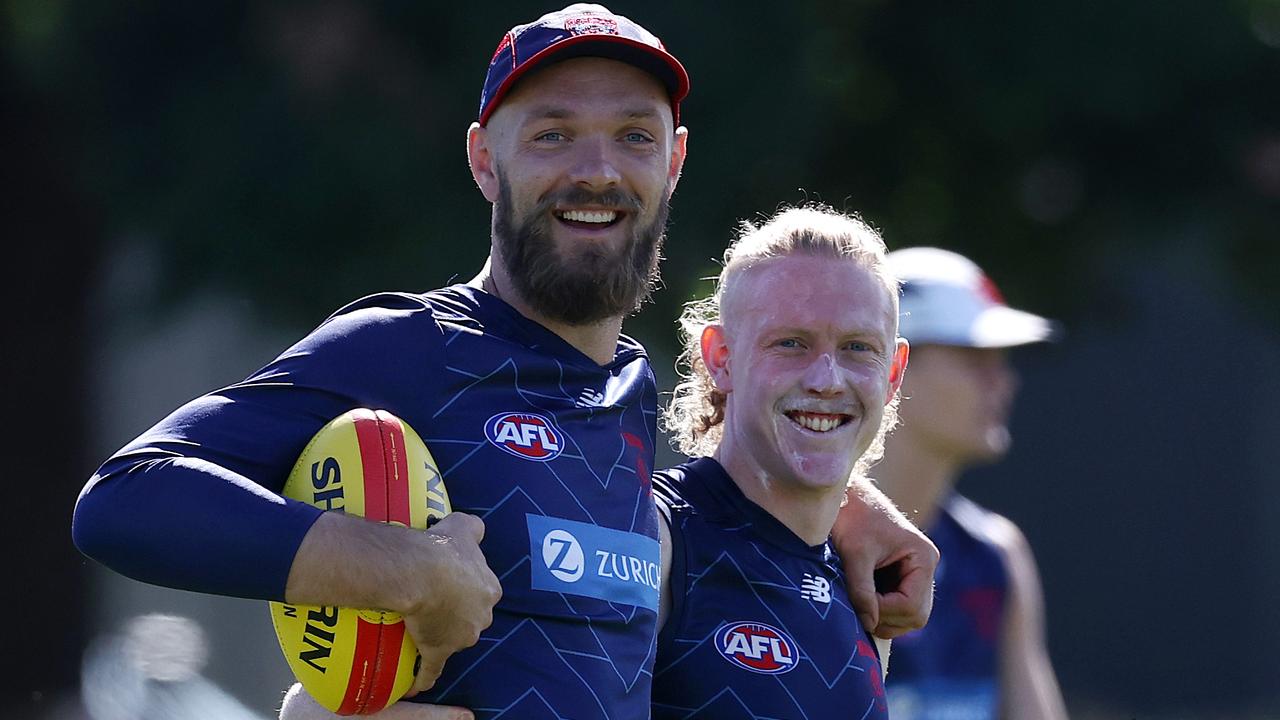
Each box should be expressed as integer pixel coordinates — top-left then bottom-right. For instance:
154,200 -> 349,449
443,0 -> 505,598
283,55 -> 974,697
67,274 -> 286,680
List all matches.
269,409 -> 451,715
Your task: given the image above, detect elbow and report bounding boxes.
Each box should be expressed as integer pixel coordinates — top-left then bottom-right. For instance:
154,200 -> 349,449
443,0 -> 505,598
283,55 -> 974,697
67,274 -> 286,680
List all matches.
71,475 -> 114,563
72,466 -> 144,569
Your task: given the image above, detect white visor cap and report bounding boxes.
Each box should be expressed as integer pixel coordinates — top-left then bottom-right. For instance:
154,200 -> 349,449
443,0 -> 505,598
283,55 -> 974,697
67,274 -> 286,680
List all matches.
888,247 -> 1059,348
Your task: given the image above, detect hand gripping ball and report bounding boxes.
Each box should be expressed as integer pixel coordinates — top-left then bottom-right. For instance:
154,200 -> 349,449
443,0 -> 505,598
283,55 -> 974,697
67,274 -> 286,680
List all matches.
269,409 -> 451,714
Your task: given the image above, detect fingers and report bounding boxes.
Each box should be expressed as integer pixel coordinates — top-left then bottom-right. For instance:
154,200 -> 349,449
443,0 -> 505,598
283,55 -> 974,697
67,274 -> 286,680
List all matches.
846,568 -> 880,633
404,512 -> 501,696
431,512 -> 486,544
870,560 -> 935,638
836,533 -> 882,633
411,646 -> 449,695
408,586 -> 496,692
832,485 -> 940,639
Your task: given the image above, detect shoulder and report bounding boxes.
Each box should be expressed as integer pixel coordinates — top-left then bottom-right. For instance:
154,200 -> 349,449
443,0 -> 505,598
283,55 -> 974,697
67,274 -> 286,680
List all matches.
652,464 -> 693,524
616,331 -> 649,360
653,457 -> 726,518
305,291 -> 445,347
290,285 -> 520,355
316,285 -> 497,332
945,495 -> 1036,577
244,291 -> 453,399
946,495 -> 1021,547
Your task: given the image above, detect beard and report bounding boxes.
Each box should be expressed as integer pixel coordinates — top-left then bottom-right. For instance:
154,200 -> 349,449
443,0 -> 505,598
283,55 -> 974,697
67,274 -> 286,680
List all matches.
493,171 -> 669,326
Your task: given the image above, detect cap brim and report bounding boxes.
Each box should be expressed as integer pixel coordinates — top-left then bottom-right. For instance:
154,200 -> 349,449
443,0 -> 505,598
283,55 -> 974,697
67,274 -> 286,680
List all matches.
962,306 -> 1060,347
479,34 -> 690,126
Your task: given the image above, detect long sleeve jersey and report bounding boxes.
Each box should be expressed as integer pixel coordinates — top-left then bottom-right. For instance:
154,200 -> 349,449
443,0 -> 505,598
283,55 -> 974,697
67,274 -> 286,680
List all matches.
74,285 -> 662,719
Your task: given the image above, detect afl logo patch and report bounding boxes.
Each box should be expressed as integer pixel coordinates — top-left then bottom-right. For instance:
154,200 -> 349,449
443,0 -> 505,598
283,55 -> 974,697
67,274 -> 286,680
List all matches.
484,412 -> 566,462
715,621 -> 800,675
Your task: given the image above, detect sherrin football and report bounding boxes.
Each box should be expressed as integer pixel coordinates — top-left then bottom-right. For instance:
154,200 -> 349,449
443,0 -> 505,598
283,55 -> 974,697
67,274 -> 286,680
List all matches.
269,409 -> 451,715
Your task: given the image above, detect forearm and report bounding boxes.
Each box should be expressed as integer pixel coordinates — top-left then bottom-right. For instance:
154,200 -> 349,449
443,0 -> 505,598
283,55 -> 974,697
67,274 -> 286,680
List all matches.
73,453 -> 321,600
832,476 -> 927,568
843,477 -> 914,532
285,511 -> 436,612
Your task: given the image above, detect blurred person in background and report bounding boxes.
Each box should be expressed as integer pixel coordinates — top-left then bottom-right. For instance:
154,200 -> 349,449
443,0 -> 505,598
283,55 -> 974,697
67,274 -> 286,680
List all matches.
876,247 -> 1069,720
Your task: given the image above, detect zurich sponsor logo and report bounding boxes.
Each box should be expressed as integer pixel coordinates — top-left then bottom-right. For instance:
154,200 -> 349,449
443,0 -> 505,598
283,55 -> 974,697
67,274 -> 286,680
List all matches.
527,514 -> 660,611
485,412 -> 566,462
715,621 -> 801,675
541,529 -> 585,582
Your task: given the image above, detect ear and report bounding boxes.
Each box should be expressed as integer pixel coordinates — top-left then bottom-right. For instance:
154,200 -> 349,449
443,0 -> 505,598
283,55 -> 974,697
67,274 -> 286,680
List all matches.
700,324 -> 732,393
666,126 -> 689,197
467,122 -> 500,203
886,338 -> 909,405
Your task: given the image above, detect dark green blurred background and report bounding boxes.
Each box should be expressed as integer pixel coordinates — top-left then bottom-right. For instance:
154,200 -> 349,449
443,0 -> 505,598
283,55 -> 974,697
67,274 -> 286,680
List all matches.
7,1 -> 1279,717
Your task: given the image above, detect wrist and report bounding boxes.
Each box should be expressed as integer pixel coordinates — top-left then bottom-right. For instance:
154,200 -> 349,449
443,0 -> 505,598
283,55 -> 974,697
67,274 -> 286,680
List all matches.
285,511 -> 424,612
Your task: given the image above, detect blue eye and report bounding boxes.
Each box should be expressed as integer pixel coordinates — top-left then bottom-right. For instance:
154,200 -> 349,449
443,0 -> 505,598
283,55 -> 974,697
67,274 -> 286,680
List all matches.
624,132 -> 653,143
536,131 -> 566,142
778,338 -> 802,349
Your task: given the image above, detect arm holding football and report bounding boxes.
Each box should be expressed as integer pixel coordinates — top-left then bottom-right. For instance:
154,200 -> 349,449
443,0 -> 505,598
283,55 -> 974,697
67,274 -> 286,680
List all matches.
286,511 -> 502,695
831,477 -> 939,639
73,295 -> 451,600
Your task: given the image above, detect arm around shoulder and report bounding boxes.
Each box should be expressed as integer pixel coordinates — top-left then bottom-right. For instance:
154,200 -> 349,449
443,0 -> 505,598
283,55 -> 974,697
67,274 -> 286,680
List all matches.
831,477 -> 939,638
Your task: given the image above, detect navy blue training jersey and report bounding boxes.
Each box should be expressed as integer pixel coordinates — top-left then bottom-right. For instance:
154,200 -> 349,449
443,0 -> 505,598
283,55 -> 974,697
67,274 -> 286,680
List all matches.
75,286 -> 661,720
885,494 -> 1009,720
651,458 -> 887,720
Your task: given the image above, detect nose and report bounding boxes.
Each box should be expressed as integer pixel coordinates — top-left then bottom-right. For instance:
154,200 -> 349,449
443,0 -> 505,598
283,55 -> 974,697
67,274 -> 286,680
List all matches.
802,353 -> 844,396
568,136 -> 622,191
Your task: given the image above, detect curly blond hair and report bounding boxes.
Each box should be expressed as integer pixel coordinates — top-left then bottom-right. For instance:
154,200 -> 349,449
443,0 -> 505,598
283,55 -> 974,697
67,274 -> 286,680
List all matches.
660,204 -> 901,479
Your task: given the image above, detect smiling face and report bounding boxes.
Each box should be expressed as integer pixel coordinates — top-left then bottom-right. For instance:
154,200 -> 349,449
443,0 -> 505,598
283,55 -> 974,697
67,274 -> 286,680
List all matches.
707,254 -> 907,493
468,57 -> 686,325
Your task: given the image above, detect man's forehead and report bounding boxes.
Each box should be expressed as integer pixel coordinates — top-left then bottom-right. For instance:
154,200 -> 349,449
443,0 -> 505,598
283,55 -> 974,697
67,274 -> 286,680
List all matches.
726,256 -> 898,334
498,57 -> 671,115
517,104 -> 665,123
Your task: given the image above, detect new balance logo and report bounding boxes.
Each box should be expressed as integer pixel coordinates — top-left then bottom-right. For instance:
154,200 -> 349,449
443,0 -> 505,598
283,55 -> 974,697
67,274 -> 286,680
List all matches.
575,389 -> 606,408
800,573 -> 831,603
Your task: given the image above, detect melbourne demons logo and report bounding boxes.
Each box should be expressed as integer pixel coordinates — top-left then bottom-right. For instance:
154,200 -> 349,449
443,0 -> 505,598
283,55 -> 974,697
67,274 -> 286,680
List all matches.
485,412 -> 567,462
714,621 -> 800,675
565,14 -> 619,36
